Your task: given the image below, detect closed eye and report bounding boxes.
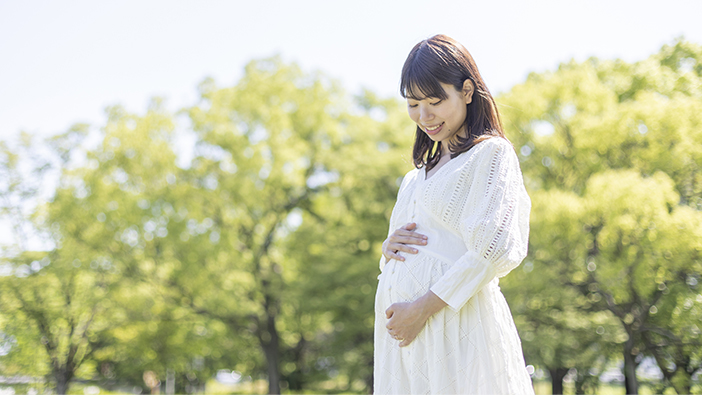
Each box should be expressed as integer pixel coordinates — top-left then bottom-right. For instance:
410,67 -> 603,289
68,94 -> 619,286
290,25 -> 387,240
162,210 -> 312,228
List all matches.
430,100 -> 442,106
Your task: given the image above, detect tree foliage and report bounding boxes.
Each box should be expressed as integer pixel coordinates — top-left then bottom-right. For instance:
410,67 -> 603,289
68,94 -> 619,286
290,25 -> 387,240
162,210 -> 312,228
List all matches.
1,39 -> 702,395
0,57 -> 414,394
499,38 -> 702,394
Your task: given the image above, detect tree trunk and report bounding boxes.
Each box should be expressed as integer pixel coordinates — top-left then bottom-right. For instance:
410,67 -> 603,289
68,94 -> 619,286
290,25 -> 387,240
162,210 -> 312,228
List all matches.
260,299 -> 282,394
54,368 -> 72,395
623,339 -> 639,395
285,336 -> 307,391
366,359 -> 374,394
549,367 -> 569,395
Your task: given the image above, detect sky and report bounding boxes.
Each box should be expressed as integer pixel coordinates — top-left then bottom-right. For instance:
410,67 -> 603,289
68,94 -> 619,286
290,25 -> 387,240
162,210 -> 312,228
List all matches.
2,0 -> 702,141
1,0 -> 702,249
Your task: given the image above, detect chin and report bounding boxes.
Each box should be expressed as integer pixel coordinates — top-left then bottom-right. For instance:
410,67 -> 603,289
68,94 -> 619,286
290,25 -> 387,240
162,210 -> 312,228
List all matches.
424,132 -> 441,141
425,133 -> 448,143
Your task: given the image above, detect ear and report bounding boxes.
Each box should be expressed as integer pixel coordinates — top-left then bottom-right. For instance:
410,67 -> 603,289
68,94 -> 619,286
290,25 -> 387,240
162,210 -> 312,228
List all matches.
462,79 -> 475,104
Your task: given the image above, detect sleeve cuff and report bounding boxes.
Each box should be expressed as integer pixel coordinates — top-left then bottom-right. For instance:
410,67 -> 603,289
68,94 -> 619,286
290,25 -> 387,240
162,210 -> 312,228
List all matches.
430,251 -> 498,311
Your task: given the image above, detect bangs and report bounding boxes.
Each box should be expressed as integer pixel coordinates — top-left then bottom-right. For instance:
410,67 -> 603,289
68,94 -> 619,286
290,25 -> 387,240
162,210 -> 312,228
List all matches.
400,57 -> 449,101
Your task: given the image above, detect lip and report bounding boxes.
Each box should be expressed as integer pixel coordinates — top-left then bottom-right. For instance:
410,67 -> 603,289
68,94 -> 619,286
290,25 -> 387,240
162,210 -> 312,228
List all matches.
424,122 -> 444,135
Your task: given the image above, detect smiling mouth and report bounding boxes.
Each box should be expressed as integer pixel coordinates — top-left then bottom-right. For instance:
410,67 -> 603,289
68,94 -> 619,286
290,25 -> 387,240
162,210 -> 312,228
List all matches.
425,122 -> 444,134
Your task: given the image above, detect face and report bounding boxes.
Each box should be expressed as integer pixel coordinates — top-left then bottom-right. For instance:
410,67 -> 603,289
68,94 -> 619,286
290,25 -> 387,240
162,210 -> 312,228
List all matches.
407,80 -> 474,149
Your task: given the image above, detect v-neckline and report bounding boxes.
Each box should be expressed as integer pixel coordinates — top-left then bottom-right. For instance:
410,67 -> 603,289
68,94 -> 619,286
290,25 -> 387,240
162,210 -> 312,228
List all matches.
421,140 -> 487,182
423,156 -> 456,182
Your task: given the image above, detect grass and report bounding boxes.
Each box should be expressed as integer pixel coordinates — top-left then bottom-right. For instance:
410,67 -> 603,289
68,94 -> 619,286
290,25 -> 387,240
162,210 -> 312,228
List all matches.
533,379 -> 700,395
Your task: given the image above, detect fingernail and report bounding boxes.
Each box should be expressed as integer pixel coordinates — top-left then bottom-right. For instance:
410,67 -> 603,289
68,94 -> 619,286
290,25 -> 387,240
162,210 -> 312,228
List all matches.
422,236 -> 428,239
412,249 -> 417,253
421,240 -> 427,245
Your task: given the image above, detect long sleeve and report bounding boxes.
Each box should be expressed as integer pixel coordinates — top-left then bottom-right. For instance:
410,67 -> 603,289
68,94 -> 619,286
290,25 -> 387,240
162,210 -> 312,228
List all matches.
429,138 -> 531,311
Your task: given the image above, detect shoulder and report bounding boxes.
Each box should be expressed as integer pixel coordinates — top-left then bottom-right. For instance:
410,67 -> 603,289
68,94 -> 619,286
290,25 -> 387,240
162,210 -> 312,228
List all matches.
455,136 -> 516,168
450,137 -> 524,190
398,167 -> 420,191
471,136 -> 514,158
404,167 -> 421,178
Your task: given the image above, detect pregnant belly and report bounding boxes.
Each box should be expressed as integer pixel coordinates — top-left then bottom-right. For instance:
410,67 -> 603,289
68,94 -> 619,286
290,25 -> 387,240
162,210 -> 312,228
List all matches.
379,251 -> 451,304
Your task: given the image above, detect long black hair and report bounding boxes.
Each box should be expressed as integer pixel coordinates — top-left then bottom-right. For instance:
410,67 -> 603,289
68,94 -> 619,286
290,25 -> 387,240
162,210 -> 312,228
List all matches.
400,34 -> 505,170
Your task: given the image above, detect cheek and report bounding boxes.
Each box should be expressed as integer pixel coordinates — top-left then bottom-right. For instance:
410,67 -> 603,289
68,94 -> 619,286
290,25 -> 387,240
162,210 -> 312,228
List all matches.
408,109 -> 419,123
447,106 -> 465,125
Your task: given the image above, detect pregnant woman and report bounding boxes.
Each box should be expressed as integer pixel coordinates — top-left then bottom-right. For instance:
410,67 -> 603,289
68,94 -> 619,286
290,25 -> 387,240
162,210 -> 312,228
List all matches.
374,34 -> 535,394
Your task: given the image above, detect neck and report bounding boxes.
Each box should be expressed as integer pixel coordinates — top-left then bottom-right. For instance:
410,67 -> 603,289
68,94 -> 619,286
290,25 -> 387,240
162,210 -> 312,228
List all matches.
439,142 -> 452,158
444,127 -> 468,156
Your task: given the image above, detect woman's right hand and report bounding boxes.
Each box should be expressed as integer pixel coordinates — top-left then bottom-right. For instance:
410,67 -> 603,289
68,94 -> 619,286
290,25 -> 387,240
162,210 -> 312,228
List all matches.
382,222 -> 428,262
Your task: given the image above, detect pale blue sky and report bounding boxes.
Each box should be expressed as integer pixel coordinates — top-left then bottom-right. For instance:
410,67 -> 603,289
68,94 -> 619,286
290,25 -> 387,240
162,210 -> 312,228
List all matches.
2,0 -> 702,249
1,0 -> 702,139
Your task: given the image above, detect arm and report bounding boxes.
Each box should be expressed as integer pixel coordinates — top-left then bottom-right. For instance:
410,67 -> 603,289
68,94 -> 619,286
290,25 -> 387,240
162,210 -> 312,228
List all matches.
430,138 -> 531,311
385,291 -> 447,347
386,139 -> 530,344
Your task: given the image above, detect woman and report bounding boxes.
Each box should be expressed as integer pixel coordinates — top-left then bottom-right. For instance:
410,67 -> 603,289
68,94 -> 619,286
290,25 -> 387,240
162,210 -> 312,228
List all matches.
374,34 -> 535,394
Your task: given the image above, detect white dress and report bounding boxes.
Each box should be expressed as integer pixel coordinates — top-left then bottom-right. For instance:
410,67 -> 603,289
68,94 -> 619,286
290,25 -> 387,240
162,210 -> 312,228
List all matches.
374,137 -> 535,394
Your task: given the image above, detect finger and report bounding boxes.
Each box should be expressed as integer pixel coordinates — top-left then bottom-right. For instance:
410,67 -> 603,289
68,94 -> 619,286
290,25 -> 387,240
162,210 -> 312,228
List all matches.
383,250 -> 405,261
394,227 -> 425,237
392,235 -> 427,246
390,233 -> 427,244
388,236 -> 424,247
391,253 -> 405,261
410,232 -> 429,241
391,244 -> 418,255
399,334 -> 415,347
401,222 -> 417,231
389,234 -> 425,244
385,308 -> 394,319
387,243 -> 421,257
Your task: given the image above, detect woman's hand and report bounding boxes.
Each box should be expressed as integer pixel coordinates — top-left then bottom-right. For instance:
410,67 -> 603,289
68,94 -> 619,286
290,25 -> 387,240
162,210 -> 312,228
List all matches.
382,222 -> 427,262
385,291 -> 448,347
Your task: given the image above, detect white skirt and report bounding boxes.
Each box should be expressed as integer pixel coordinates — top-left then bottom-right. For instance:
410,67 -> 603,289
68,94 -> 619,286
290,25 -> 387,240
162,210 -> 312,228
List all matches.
374,254 -> 535,394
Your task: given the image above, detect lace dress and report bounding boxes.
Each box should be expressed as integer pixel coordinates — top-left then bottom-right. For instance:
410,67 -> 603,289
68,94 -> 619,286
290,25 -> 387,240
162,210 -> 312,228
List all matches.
374,137 -> 535,394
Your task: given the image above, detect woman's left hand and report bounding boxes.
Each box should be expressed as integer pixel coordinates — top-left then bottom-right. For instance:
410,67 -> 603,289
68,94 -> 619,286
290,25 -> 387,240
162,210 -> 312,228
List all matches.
385,291 -> 448,347
385,302 -> 426,347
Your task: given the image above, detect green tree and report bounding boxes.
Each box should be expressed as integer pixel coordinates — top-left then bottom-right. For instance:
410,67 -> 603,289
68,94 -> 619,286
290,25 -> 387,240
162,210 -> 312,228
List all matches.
1,57 -> 413,394
581,170 -> 702,394
174,58 -> 414,393
173,58 -> 361,394
57,101 -> 242,392
281,90 -> 414,392
501,189 -> 624,394
499,38 -> 702,394
0,129 -> 124,394
0,104 -> 229,394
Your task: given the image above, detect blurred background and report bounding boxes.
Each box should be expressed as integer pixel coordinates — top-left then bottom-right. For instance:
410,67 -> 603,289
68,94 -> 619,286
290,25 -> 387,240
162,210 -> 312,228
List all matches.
1,1 -> 702,394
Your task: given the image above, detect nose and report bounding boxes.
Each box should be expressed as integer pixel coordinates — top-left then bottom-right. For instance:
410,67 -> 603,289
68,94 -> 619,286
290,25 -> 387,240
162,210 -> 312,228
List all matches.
419,105 -> 434,123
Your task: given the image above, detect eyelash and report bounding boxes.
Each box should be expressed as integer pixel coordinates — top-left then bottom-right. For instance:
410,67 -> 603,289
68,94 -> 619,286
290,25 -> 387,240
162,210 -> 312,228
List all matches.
408,100 -> 442,108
